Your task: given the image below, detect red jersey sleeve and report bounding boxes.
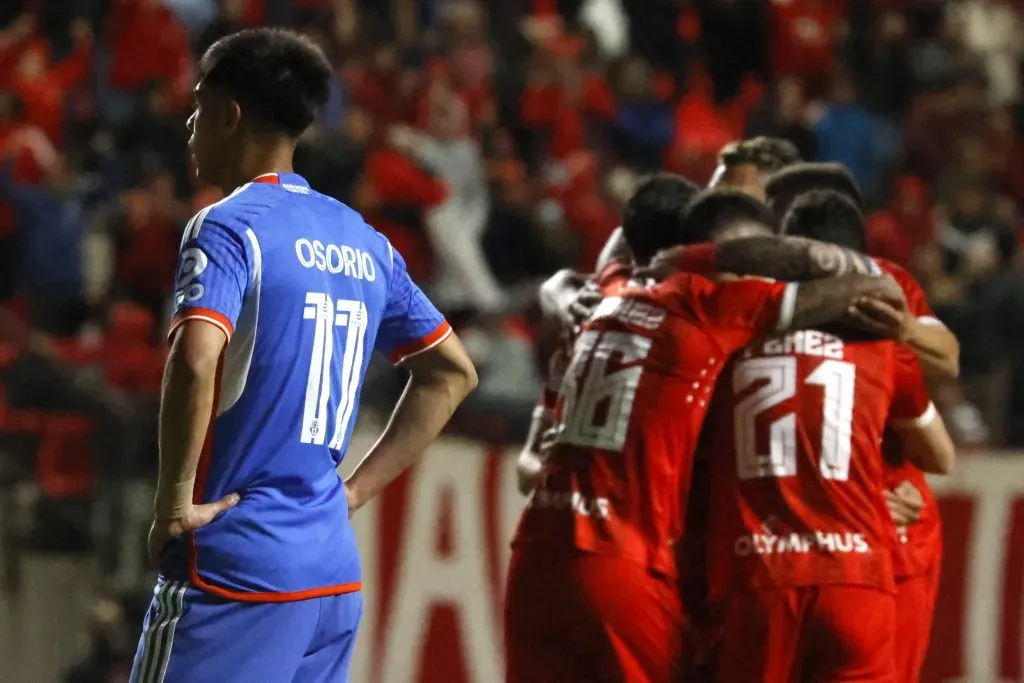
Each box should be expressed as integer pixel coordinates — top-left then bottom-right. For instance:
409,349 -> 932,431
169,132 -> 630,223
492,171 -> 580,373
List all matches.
672,274 -> 796,351
889,346 -> 935,427
875,258 -> 941,324
674,242 -> 717,275
594,261 -> 633,294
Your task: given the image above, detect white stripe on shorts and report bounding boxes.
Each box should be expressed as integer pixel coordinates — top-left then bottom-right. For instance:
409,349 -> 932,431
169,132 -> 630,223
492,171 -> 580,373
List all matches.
138,579 -> 187,683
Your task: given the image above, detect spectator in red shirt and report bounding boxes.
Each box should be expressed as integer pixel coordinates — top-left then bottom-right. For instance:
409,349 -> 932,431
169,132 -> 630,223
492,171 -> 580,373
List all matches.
11,21 -> 94,148
867,174 -> 935,268
664,66 -> 737,182
106,0 -> 192,118
441,0 -> 496,130
355,145 -> 448,283
114,170 -> 189,321
519,35 -> 616,160
771,0 -> 844,95
0,13 -> 38,89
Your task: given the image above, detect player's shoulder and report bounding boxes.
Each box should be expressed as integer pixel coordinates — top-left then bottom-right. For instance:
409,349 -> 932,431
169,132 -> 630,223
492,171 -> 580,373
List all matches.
187,177 -> 304,236
872,257 -> 919,288
627,272 -> 718,311
653,271 -> 735,297
179,187 -> 261,246
594,260 -> 633,294
291,185 -> 396,253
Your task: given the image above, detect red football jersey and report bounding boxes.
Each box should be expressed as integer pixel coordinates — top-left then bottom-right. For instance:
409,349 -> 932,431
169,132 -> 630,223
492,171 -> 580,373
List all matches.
705,329 -> 933,597
513,273 -> 795,579
874,257 -> 943,579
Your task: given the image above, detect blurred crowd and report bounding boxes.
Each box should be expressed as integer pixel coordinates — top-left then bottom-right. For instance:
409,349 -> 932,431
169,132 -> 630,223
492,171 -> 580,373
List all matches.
1,0 -> 1024,676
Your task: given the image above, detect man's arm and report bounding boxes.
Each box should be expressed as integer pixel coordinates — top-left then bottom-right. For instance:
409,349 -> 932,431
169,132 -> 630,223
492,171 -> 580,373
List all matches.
149,322 -> 240,562
717,236 -> 878,280
345,335 -> 477,514
516,405 -> 554,495
784,274 -> 906,331
891,406 -> 956,475
906,320 -> 960,380
154,322 -> 236,520
847,299 -> 960,380
643,236 -> 877,281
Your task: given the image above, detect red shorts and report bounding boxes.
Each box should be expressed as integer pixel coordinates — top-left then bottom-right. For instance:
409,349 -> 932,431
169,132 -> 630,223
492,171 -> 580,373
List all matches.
715,585 -> 896,683
894,564 -> 940,683
504,550 -> 684,683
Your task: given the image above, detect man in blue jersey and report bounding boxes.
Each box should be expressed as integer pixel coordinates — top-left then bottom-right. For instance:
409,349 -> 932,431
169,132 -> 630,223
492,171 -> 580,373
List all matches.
130,28 -> 477,683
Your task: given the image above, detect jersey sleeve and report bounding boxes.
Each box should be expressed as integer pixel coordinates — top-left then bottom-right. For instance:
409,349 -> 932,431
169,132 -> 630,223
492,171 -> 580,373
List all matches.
594,261 -> 633,294
675,242 -> 718,275
375,243 -> 452,364
683,275 -> 797,351
877,258 -> 942,324
889,346 -> 936,427
168,211 -> 252,343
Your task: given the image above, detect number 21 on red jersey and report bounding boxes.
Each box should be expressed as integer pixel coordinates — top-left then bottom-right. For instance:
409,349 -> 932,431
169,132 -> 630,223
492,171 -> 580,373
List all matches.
732,357 -> 856,481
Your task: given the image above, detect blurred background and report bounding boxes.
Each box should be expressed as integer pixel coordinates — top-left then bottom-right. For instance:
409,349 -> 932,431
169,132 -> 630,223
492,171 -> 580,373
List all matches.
0,0 -> 1022,681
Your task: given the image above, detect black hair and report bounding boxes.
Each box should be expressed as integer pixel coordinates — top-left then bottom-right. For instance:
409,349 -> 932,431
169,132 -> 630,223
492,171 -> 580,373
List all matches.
621,174 -> 700,263
199,28 -> 332,137
718,136 -> 802,174
681,188 -> 779,244
781,190 -> 866,252
765,162 -> 864,218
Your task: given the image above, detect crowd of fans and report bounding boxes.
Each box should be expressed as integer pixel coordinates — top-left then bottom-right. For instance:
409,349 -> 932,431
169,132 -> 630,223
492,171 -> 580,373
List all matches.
0,0 -> 1023,676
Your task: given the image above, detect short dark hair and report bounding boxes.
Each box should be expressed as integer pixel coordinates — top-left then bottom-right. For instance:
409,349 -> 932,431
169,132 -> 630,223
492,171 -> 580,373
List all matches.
765,162 -> 864,218
622,174 -> 700,263
200,28 -> 332,137
681,188 -> 779,244
718,136 -> 802,174
781,190 -> 866,252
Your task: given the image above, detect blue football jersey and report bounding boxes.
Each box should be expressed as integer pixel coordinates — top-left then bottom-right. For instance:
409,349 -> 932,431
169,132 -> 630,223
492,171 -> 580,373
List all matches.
160,172 -> 450,600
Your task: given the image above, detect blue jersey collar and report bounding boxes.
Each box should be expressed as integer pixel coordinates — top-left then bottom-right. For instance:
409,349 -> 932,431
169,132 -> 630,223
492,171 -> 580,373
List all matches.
251,172 -> 310,188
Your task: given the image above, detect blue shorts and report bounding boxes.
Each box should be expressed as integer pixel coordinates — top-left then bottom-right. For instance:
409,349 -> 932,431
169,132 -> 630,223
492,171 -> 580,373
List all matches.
129,577 -> 362,683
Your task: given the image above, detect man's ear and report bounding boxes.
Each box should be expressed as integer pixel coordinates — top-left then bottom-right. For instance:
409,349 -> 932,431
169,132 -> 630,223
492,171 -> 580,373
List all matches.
220,97 -> 242,135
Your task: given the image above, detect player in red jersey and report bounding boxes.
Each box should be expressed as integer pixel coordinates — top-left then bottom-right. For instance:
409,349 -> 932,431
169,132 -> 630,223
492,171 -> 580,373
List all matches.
505,191 -> 906,683
783,190 -> 959,682
778,184 -> 962,679
701,192 -> 956,683
518,176 -> 700,494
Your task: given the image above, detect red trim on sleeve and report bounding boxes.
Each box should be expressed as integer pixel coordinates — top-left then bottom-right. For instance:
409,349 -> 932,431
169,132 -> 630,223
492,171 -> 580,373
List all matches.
388,320 -> 453,364
677,243 -> 717,274
168,308 -> 234,343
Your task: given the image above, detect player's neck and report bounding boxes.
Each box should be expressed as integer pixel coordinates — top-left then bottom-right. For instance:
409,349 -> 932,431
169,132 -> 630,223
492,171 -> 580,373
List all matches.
224,140 -> 297,193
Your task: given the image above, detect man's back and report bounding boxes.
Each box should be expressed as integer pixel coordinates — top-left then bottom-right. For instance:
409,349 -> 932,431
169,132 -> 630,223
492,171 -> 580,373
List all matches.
514,273 -> 791,577
706,329 -> 928,597
162,172 -> 450,598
